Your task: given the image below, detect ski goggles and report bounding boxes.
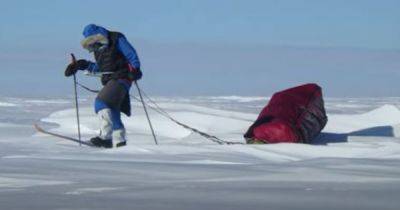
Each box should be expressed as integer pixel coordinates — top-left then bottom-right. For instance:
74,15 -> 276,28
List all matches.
81,34 -> 109,52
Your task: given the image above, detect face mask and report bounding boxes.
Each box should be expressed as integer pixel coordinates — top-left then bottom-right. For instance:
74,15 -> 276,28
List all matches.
87,42 -> 107,53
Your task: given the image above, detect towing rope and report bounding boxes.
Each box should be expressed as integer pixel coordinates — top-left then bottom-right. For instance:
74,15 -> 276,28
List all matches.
76,82 -> 244,145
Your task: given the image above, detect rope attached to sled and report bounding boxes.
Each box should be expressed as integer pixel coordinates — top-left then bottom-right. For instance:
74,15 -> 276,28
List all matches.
76,82 -> 243,145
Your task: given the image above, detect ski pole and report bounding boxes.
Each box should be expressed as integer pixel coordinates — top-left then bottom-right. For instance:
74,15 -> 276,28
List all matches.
134,81 -> 158,145
71,53 -> 82,146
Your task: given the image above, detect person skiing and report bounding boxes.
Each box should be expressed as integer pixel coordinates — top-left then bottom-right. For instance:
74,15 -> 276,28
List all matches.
64,24 -> 142,148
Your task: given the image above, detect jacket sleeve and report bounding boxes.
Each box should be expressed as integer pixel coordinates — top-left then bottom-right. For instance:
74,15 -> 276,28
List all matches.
87,61 -> 99,73
117,35 -> 141,69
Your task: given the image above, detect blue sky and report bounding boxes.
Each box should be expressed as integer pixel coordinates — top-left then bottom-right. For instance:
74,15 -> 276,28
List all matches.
0,0 -> 399,97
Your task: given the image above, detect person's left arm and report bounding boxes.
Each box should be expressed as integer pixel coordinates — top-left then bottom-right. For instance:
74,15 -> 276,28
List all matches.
117,34 -> 141,70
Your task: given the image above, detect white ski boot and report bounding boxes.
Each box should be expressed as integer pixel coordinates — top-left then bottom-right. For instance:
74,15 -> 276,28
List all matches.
113,128 -> 127,148
90,109 -> 113,148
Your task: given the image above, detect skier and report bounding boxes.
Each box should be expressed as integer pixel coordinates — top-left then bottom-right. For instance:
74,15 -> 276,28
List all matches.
64,24 -> 142,148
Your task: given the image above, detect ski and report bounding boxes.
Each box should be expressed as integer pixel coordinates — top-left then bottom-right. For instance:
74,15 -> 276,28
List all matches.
34,124 -> 94,147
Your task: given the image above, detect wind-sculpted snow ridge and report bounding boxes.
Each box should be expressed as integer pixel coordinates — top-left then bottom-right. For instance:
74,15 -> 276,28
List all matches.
324,104 -> 400,133
38,102 -> 400,163
23,99 -> 71,105
40,104 -> 254,142
202,96 -> 269,103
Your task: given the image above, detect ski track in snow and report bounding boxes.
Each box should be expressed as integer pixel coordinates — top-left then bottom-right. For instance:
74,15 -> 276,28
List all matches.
65,187 -> 126,195
1,96 -> 400,209
0,176 -> 73,188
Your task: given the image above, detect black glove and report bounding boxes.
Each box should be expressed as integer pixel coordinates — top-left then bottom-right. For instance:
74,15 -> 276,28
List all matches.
64,59 -> 90,77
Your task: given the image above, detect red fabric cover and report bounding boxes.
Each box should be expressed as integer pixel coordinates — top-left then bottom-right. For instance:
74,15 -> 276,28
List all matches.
253,119 -> 298,143
245,83 -> 327,144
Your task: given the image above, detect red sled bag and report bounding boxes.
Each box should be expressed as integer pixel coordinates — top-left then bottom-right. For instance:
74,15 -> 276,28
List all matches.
244,83 -> 327,144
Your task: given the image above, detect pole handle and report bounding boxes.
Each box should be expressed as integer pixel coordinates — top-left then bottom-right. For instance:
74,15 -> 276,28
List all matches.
71,53 -> 77,64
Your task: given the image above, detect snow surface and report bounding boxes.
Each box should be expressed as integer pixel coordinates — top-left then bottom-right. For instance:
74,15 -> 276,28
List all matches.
1,96 -> 400,210
0,101 -> 18,107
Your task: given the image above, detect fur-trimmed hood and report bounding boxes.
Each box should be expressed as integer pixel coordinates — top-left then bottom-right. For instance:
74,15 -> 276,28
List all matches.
81,24 -> 109,51
83,24 -> 109,38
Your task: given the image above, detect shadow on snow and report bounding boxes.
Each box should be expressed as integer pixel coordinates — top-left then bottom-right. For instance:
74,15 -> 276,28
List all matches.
312,126 -> 395,145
